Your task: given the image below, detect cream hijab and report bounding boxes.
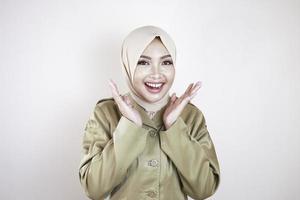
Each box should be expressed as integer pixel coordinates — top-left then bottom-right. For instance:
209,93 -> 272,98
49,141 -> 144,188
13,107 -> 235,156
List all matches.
120,25 -> 176,118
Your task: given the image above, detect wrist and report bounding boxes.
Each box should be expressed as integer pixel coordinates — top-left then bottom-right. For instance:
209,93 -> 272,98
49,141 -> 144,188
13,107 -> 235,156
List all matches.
135,118 -> 143,127
164,118 -> 179,130
164,121 -> 172,130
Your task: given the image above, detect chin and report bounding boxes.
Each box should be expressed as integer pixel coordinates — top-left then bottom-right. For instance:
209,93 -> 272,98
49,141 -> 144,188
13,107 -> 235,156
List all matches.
141,90 -> 169,103
145,96 -> 163,103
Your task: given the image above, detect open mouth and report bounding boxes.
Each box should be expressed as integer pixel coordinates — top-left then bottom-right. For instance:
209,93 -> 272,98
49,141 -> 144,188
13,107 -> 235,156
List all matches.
144,82 -> 165,94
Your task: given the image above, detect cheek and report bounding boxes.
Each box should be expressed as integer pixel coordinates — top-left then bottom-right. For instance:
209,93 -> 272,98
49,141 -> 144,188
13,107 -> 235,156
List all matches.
133,68 -> 150,83
163,68 -> 175,81
133,74 -> 144,84
132,76 -> 146,92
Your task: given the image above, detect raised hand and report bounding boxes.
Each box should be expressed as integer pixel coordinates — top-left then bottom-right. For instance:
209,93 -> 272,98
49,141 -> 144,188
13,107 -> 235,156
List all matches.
108,79 -> 143,127
163,81 -> 202,130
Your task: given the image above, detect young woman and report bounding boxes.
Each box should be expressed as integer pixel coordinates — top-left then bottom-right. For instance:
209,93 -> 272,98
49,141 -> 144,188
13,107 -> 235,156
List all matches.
79,26 -> 220,200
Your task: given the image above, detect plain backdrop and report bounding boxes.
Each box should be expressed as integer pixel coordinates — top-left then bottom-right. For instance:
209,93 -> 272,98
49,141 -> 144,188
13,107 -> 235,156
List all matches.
1,0 -> 299,199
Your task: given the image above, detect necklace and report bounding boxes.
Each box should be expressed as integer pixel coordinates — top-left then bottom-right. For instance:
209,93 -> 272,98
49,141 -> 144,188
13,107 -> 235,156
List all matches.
146,110 -> 156,119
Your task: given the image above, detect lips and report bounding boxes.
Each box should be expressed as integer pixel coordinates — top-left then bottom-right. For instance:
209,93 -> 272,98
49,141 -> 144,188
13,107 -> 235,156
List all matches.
144,82 -> 165,93
145,82 -> 163,88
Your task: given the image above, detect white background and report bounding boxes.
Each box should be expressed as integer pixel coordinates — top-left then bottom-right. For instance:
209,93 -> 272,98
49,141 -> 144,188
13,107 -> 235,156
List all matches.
1,0 -> 299,199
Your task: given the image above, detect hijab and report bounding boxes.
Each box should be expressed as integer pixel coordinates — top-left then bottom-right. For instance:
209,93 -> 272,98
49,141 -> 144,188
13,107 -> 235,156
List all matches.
120,25 -> 176,119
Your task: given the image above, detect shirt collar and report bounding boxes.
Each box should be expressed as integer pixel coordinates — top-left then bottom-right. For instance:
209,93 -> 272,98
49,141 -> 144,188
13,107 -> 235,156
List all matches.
126,92 -> 170,129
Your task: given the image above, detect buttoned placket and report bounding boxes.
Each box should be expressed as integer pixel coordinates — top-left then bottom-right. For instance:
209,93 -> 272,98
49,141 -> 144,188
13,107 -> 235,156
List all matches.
127,92 -> 170,199
143,125 -> 162,199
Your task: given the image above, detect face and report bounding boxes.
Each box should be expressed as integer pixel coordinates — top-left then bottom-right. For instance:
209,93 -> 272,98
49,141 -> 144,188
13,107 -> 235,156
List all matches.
133,37 -> 175,103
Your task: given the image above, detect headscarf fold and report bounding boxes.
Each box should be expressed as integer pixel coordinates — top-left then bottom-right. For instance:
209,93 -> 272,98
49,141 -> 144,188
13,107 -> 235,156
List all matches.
120,25 -> 176,117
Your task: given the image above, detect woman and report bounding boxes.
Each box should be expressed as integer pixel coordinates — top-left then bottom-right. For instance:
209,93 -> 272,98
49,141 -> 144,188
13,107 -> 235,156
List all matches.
79,25 -> 220,200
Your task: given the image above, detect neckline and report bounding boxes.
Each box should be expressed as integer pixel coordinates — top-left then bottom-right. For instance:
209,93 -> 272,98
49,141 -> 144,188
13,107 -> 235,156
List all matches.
126,92 -> 170,129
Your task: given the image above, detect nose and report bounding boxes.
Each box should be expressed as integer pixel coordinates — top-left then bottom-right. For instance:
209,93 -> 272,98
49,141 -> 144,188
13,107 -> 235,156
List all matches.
151,63 -> 161,76
149,73 -> 162,80
149,66 -> 163,80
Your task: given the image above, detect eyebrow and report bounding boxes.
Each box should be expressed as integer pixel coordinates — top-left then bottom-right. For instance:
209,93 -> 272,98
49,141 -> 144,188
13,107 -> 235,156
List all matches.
139,54 -> 171,60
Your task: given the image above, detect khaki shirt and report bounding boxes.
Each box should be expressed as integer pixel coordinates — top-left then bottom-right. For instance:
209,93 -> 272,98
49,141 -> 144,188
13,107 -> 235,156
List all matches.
78,92 -> 220,200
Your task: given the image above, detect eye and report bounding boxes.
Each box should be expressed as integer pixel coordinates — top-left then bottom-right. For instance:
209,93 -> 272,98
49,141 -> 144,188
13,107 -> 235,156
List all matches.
162,60 -> 173,65
137,60 -> 150,65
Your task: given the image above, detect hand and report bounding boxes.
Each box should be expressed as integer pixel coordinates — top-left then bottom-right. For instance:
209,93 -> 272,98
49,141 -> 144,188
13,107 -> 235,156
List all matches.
163,81 -> 202,130
108,79 -> 143,127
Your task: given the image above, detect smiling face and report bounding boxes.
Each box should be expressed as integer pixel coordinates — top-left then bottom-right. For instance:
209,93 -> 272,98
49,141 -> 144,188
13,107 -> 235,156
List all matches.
133,37 -> 175,103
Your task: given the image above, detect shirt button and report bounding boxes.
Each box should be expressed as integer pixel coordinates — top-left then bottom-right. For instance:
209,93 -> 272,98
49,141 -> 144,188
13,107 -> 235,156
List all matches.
149,130 -> 157,137
148,159 -> 159,167
145,190 -> 157,198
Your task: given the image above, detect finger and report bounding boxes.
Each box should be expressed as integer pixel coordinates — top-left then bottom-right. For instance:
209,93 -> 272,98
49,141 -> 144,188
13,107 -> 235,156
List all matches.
188,83 -> 202,101
192,81 -> 202,90
108,79 -> 124,105
109,79 -> 121,94
190,81 -> 202,96
169,93 -> 177,106
109,79 -> 121,98
166,93 -> 175,108
189,90 -> 198,100
184,83 -> 194,96
187,81 -> 200,95
178,91 -> 188,105
174,82 -> 200,111
189,81 -> 202,96
171,92 -> 176,101
176,84 -> 192,103
183,82 -> 200,103
123,95 -> 133,107
174,97 -> 189,115
181,83 -> 195,101
108,80 -> 119,98
173,94 -> 182,105
178,85 -> 190,103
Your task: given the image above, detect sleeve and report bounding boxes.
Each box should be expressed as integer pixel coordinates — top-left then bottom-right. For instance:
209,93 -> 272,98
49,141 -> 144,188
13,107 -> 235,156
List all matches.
159,109 -> 220,200
78,103 -> 149,200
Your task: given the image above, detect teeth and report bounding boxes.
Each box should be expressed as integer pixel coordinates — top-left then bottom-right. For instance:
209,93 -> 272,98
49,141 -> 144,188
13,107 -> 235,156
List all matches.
145,82 -> 163,89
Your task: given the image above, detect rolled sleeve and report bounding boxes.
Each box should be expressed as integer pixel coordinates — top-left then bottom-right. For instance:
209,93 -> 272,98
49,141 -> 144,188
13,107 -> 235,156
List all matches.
113,116 -> 149,171
159,115 -> 220,199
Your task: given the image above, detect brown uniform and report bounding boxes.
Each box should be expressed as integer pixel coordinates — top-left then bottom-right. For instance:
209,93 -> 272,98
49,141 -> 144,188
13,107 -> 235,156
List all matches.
78,92 -> 220,200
